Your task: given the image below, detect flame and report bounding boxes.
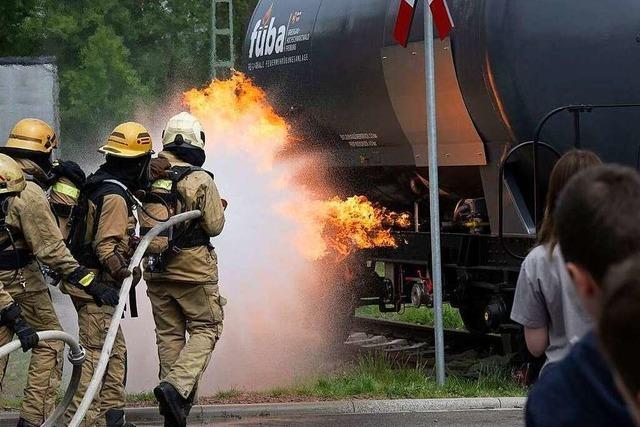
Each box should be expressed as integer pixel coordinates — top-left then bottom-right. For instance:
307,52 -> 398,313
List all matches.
183,70 -> 289,170
281,195 -> 411,261
183,72 -> 410,261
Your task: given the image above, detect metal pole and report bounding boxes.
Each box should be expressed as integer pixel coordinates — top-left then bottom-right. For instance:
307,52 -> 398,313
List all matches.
229,0 -> 235,68
573,110 -> 582,149
69,210 -> 202,427
211,0 -> 217,78
424,3 -> 445,386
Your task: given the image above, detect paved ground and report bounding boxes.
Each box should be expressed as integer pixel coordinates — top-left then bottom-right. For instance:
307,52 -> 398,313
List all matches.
137,409 -> 524,426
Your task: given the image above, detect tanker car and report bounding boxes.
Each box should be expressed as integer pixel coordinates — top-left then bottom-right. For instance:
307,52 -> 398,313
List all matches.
243,0 -> 640,333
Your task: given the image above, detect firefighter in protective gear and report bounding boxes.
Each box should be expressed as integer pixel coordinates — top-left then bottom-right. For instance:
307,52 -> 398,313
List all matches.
0,121 -> 118,427
141,112 -> 225,427
0,154 -> 39,354
3,118 -> 88,238
62,121 -> 154,427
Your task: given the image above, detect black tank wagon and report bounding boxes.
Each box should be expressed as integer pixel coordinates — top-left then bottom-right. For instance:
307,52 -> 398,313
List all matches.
243,0 -> 640,333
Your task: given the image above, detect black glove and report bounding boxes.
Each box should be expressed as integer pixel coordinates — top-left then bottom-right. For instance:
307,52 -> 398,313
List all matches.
68,266 -> 119,307
86,281 -> 120,307
52,160 -> 86,188
0,303 -> 39,352
13,317 -> 40,352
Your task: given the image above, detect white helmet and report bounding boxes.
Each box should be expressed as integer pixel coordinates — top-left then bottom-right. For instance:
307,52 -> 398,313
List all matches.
162,112 -> 205,149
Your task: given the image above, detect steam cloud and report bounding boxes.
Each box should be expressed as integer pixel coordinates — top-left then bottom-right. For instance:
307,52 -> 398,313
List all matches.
121,73 -> 338,393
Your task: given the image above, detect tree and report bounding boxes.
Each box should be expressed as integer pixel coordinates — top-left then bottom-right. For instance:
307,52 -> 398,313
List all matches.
62,26 -> 149,143
0,0 -> 39,56
233,0 -> 259,62
0,0 -> 260,153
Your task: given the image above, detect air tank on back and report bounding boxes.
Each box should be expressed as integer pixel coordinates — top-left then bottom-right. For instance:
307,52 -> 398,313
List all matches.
243,0 -> 640,235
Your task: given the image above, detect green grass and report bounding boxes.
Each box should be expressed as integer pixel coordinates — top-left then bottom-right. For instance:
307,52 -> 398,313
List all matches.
126,392 -> 155,404
287,354 -> 524,399
356,304 -> 465,330
2,355 -> 523,410
213,388 -> 244,399
1,350 -> 30,409
201,355 -> 525,403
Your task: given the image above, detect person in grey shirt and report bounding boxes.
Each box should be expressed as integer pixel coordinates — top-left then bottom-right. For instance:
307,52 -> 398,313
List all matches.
511,150 -> 601,375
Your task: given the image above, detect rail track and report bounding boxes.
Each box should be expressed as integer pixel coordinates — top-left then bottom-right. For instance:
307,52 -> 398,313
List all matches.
347,316 -> 508,359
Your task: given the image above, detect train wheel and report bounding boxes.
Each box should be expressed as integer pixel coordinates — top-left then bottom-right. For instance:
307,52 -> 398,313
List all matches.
458,302 -> 490,335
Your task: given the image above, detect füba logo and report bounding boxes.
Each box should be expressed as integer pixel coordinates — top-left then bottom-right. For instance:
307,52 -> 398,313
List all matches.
249,4 -> 286,59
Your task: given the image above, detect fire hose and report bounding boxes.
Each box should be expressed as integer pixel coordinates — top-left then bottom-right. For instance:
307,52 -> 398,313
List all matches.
69,210 -> 202,427
0,330 -> 86,427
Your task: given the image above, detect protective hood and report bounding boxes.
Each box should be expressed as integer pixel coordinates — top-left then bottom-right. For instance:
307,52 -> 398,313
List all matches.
164,145 -> 206,167
94,154 -> 151,191
0,148 -> 54,188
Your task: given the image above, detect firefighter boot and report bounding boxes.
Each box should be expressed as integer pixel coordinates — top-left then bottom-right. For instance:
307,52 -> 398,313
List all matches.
184,389 -> 196,417
105,408 -> 136,427
16,418 -> 38,427
154,382 -> 186,427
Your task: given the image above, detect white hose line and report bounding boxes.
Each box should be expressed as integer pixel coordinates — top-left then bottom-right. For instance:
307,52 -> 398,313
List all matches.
0,330 -> 86,427
69,210 -> 202,427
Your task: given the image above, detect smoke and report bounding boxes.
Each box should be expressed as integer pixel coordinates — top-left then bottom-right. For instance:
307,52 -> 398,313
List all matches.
119,73 -> 340,393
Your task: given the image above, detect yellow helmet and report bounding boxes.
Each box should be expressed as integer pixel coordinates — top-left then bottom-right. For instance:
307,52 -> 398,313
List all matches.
0,154 -> 26,195
99,122 -> 153,158
6,118 -> 58,153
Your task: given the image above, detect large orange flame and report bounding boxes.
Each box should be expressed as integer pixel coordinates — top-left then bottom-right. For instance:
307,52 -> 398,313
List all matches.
183,70 -> 289,170
281,195 -> 411,261
183,72 -> 410,260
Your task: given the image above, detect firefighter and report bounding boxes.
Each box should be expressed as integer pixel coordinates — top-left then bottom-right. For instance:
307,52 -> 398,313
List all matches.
141,112 -> 225,427
0,118 -> 87,270
62,121 -> 153,427
0,153 -> 39,358
0,120 -> 119,427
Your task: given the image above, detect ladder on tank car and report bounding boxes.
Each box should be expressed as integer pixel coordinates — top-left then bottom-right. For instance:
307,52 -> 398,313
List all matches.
211,0 -> 234,79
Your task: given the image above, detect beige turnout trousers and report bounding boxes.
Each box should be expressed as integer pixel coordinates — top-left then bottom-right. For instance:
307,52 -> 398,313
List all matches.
63,299 -> 127,427
0,288 -> 63,426
146,281 -> 224,399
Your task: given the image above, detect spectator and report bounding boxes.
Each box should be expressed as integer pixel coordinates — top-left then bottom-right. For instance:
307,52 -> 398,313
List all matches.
511,150 -> 601,375
525,165 -> 640,427
599,256 -> 640,426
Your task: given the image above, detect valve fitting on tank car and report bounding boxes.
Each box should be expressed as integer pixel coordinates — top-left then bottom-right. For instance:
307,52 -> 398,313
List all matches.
452,198 -> 489,234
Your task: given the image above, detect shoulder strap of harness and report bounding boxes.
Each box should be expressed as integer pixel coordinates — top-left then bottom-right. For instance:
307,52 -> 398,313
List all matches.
167,166 -> 214,185
166,165 -> 213,209
102,179 -> 141,208
88,178 -> 138,242
171,166 -> 214,249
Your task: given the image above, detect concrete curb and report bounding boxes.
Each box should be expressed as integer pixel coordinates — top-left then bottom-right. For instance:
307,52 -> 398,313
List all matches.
0,397 -> 526,424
